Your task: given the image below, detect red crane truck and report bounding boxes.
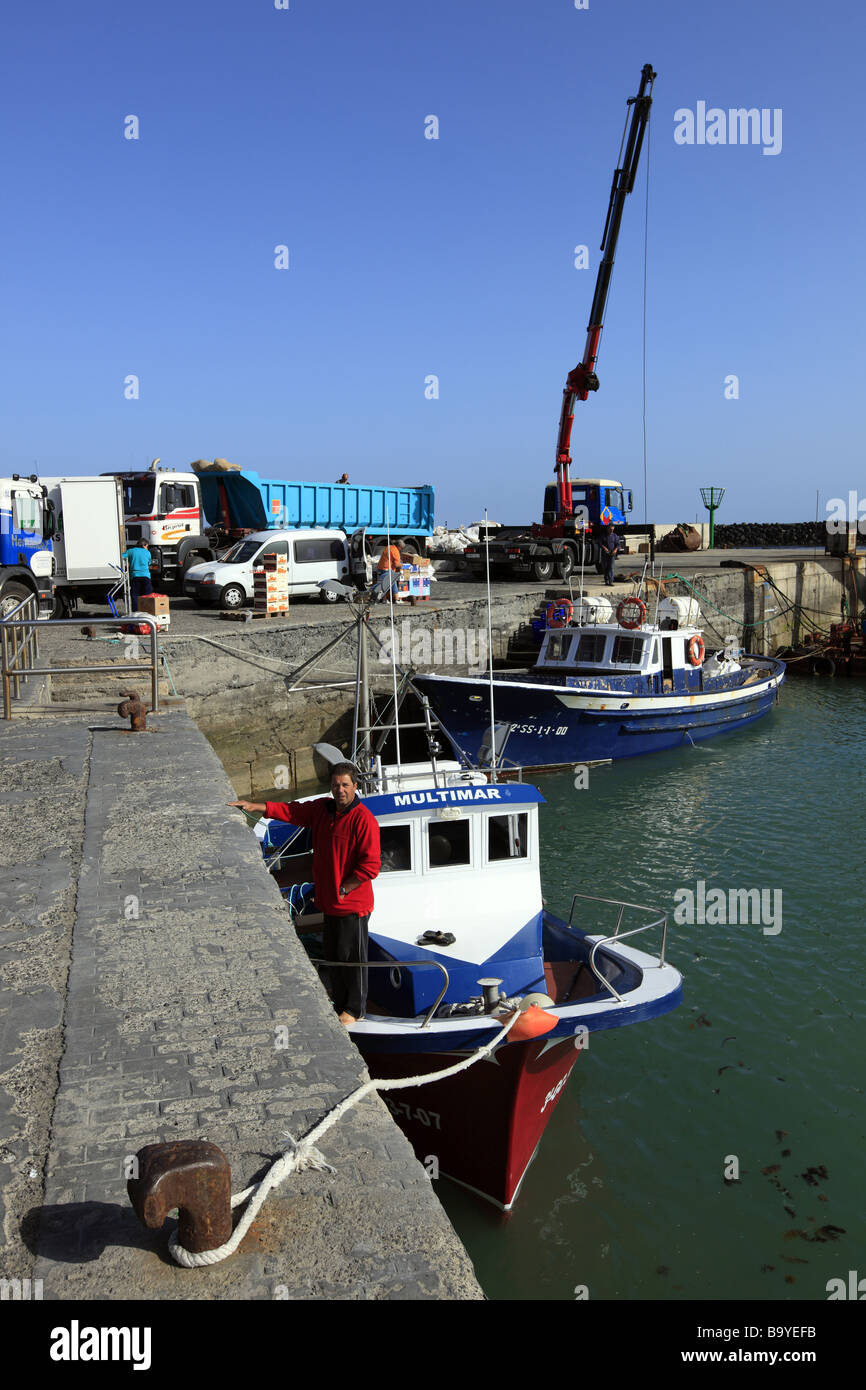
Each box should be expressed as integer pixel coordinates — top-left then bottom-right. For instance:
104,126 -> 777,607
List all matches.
463,63 -> 656,583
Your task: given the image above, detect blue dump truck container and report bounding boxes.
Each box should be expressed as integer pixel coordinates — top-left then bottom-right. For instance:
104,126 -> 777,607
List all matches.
196,470 -> 434,547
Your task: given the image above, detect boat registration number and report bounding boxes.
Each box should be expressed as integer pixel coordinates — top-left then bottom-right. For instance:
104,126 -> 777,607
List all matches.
384,1098 -> 441,1130
509,723 -> 569,736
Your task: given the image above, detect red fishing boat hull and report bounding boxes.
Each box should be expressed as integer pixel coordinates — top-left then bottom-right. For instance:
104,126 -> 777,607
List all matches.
358,1032 -> 583,1209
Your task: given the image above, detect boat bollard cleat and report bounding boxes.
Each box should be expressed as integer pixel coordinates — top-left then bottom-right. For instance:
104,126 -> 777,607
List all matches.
117,689 -> 148,732
127,1140 -> 232,1254
477,977 -> 504,1013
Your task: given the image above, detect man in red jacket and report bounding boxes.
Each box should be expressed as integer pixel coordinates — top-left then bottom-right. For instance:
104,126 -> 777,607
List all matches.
230,764 -> 380,1025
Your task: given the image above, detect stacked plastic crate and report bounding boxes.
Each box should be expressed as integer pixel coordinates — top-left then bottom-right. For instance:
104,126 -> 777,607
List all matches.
253,554 -> 289,615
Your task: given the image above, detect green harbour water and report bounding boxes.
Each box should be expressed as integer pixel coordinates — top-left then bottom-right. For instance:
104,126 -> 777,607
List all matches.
434,678 -> 866,1301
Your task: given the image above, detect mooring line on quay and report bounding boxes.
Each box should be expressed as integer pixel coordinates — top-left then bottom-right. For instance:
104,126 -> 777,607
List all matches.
166,1010 -> 522,1268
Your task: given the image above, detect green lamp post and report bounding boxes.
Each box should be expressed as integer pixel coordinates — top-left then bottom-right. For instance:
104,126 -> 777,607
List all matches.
701,487 -> 725,548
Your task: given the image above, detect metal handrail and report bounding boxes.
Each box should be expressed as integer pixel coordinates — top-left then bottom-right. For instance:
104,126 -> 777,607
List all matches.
0,593 -> 40,706
310,956 -> 450,1028
0,604 -> 161,719
587,923 -> 667,1003
566,890 -> 669,1002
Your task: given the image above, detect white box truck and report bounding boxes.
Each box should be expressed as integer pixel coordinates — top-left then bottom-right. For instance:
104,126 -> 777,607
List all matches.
0,474 -> 125,617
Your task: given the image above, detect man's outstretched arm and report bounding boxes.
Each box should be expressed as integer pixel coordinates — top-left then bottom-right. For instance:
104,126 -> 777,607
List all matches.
229,798 -> 315,825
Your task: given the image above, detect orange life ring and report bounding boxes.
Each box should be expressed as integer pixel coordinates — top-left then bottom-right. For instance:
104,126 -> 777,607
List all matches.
688,634 -> 705,666
616,596 -> 647,630
545,599 -> 573,629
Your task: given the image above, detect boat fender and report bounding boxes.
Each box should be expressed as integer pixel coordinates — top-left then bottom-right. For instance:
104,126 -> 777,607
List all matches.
809,653 -> 836,677
616,596 -> 647,630
545,599 -> 573,629
688,634 -> 705,666
503,1005 -> 558,1042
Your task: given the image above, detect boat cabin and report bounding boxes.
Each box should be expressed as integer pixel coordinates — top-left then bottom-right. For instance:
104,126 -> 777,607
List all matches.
258,775 -> 550,1016
534,622 -> 712,693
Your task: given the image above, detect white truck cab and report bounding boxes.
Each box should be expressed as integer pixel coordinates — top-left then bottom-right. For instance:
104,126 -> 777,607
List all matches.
183,528 -> 350,609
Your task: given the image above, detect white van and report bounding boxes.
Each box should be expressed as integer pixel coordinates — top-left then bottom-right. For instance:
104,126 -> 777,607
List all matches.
183,528 -> 351,609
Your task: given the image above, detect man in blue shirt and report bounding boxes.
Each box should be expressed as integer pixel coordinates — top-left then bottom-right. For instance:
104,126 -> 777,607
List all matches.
600,524 -> 622,587
122,539 -> 154,611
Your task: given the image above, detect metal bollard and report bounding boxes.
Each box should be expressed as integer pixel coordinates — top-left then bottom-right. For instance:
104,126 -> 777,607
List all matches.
127,1140 -> 233,1254
117,689 -> 147,731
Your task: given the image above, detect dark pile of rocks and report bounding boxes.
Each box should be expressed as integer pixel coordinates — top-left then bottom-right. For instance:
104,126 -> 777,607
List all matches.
714,522 -> 825,548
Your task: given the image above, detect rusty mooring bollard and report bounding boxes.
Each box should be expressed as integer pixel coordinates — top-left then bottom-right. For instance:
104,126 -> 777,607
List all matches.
117,689 -> 147,732
127,1140 -> 232,1254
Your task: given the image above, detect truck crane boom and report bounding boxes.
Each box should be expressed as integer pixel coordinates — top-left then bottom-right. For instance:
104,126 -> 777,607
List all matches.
554,62 -> 655,521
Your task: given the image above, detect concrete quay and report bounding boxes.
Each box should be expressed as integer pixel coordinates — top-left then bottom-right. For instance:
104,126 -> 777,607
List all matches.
0,709 -> 483,1300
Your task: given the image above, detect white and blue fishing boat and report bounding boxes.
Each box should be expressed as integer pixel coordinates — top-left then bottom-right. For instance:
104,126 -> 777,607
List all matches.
245,590 -> 683,1209
414,590 -> 786,774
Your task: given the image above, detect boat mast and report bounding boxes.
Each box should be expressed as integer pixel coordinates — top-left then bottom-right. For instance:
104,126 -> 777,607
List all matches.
485,506 -> 498,782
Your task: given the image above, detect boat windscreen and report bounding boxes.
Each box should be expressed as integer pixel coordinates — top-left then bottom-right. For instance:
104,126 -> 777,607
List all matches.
488,812 -> 528,860
427,820 -> 470,867
576,632 -> 607,663
611,635 -> 646,665
380,824 -> 412,872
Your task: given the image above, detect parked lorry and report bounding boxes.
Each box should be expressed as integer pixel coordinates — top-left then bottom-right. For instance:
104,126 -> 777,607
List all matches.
462,64 -> 656,583
110,461 -> 435,592
0,473 -> 125,617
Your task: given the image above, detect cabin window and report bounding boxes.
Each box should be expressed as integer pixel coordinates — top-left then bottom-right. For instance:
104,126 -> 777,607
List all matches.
488,812 -> 528,862
545,634 -> 573,662
120,478 -> 156,515
159,483 -> 196,512
380,824 -> 412,872
652,640 -> 659,663
293,538 -> 346,564
427,819 -> 470,868
611,635 -> 645,665
576,633 -> 606,662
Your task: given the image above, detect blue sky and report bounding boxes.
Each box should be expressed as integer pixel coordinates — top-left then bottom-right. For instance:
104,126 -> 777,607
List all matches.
1,0 -> 863,526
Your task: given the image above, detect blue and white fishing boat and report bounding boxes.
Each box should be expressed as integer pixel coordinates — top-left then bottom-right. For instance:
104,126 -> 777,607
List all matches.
414,590 -> 786,774
244,590 -> 683,1209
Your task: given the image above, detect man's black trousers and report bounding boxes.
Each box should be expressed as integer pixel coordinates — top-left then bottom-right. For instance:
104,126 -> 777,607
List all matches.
322,913 -> 369,1019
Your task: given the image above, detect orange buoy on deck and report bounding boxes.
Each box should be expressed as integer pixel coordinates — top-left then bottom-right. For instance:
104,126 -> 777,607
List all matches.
505,1004 -> 558,1042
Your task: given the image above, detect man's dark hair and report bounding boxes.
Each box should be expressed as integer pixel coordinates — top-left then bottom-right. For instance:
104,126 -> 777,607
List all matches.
329,762 -> 359,784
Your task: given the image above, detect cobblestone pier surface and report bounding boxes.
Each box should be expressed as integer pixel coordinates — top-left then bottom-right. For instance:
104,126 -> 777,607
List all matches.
0,709 -> 482,1300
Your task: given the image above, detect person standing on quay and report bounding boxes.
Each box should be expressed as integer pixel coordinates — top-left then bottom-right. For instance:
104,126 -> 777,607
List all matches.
230,764 -> 380,1025
122,538 -> 154,611
600,523 -> 622,587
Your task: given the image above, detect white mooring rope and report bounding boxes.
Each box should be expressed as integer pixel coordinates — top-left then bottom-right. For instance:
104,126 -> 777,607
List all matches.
169,1009 -> 522,1267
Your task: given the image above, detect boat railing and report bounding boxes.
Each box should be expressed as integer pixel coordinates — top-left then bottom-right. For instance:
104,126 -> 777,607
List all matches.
566,891 -> 668,1004
310,957 -> 450,1027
